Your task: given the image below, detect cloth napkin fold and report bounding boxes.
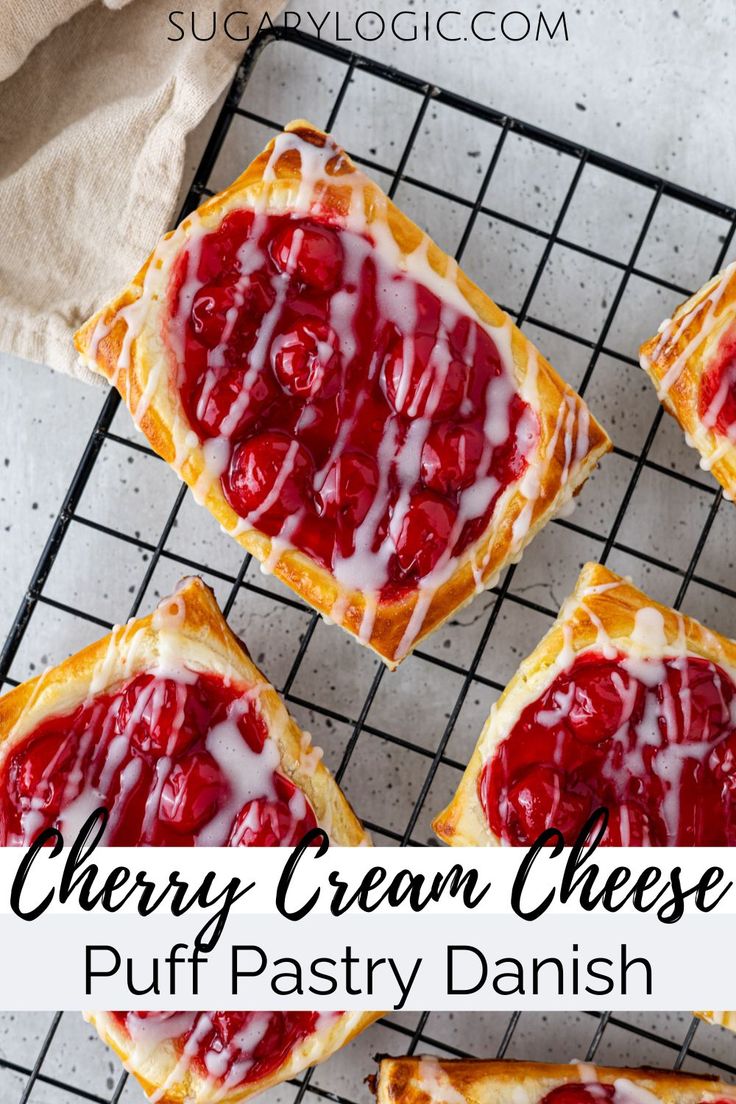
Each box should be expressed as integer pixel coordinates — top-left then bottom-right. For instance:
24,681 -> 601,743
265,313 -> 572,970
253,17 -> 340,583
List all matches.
0,0 -> 282,384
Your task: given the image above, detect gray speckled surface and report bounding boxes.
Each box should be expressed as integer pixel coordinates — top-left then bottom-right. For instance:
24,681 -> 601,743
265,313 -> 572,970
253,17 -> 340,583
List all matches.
3,0 -> 736,1099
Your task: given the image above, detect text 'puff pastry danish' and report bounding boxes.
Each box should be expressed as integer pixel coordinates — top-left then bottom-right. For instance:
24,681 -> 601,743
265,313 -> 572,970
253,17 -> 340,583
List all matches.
374,1056 -> 736,1104
433,561 -> 736,847
74,119 -> 611,668
0,576 -> 378,1103
641,260 -> 736,501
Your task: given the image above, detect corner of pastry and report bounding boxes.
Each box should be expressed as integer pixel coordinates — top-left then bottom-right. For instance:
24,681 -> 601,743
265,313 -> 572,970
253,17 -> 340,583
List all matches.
640,260 -> 736,501
74,119 -> 611,667
433,560 -> 736,847
0,574 -> 378,1103
0,572 -> 370,848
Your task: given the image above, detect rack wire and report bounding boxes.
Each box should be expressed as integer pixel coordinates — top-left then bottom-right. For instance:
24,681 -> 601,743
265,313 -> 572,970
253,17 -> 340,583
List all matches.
2,24 -> 736,1104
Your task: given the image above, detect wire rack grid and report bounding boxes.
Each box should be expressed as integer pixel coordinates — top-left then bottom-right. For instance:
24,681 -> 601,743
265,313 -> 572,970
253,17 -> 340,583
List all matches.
2,23 -> 736,1104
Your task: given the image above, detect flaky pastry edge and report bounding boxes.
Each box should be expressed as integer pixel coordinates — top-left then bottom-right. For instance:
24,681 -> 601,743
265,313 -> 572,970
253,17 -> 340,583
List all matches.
432,561 -> 736,846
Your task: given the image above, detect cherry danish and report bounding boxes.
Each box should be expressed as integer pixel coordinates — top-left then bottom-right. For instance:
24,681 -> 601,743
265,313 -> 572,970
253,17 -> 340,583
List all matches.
481,650 -> 736,846
641,261 -> 736,502
0,579 -> 374,1103
174,210 -> 533,603
74,120 -> 610,666
0,671 -> 315,847
374,1057 -> 736,1104
434,562 -> 736,848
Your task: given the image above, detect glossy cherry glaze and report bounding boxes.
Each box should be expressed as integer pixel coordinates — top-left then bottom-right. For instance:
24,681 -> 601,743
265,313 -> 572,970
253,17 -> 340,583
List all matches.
701,330 -> 736,443
171,211 -> 535,600
0,671 -> 317,847
539,1085 -> 729,1104
480,651 -> 736,846
109,1009 -> 339,1092
0,671 -> 331,1091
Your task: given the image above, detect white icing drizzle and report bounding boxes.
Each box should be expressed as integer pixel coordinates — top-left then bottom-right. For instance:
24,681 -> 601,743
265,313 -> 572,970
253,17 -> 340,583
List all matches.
415,1057 -> 468,1104
4,597 -> 318,851
642,260 -> 736,442
570,1064 -> 661,1104
298,730 -> 324,775
198,697 -> 280,846
610,1081 -> 662,1104
481,571 -> 736,846
118,1010 -> 343,1102
87,125 -> 596,660
642,263 -> 730,389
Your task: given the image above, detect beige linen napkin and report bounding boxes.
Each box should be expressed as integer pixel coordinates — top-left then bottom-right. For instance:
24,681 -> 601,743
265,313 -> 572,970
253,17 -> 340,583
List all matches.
0,0 -> 283,384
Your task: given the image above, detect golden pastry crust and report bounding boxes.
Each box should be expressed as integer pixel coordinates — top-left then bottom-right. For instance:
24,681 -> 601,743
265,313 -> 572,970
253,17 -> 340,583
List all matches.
0,576 -> 368,847
696,1011 -> 736,1033
374,1056 -> 736,1104
74,119 -> 610,669
433,561 -> 736,846
89,1010 -> 380,1104
640,261 -> 736,501
0,577 -> 378,1103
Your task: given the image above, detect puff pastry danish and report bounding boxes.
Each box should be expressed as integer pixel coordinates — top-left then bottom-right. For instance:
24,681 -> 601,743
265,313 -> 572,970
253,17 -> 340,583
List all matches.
641,260 -> 736,500
433,561 -> 736,847
375,1056 -> 736,1104
74,120 -> 610,668
0,576 -> 377,1102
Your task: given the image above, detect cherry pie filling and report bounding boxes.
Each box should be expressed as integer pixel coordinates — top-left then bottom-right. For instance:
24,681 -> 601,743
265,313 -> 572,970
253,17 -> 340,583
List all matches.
109,1010 -> 339,1091
0,671 -> 335,1090
480,651 -> 736,846
540,1087 -> 730,1104
171,211 -> 537,602
700,329 -> 736,444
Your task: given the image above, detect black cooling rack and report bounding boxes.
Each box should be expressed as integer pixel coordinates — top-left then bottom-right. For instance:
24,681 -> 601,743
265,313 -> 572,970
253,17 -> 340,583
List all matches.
3,24 -> 736,1104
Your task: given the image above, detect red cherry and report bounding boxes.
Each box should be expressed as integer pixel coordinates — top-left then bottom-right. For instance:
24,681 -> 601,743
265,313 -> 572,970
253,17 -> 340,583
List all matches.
709,731 -> 736,780
220,209 -> 255,245
229,776 -> 317,846
603,803 -> 661,845
270,221 -> 343,290
238,270 -> 275,318
563,661 -> 637,744
700,338 -> 736,439
210,1011 -> 255,1047
383,334 -> 466,419
295,393 -> 340,457
316,451 -> 378,527
223,432 -> 312,526
190,285 -> 235,348
541,1087 -> 615,1104
236,703 -> 269,755
420,421 -> 485,494
9,729 -> 73,813
676,656 -> 735,743
159,752 -> 225,832
116,677 -> 200,759
196,211 -> 256,282
194,365 -> 276,441
192,370 -> 243,439
271,319 -> 338,397
393,490 -> 457,578
506,765 -> 590,844
208,1011 -> 320,1081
